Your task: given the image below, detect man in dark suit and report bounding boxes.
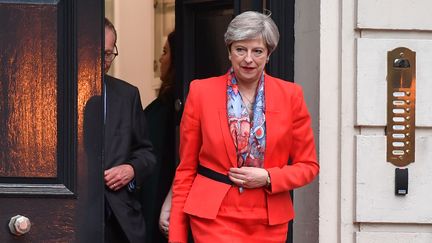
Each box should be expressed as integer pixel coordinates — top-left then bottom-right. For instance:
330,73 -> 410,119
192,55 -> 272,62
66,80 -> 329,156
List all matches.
104,17 -> 156,243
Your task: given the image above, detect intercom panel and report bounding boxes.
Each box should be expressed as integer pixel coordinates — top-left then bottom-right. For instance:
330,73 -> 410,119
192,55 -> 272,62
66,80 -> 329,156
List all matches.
387,47 -> 415,167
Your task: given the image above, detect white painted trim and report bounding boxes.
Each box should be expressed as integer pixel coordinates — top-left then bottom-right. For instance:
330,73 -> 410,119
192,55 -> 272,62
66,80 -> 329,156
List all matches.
319,0 -> 342,242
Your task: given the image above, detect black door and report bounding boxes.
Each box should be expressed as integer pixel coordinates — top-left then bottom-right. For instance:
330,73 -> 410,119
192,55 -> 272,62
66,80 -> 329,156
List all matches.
0,0 -> 104,242
175,0 -> 294,242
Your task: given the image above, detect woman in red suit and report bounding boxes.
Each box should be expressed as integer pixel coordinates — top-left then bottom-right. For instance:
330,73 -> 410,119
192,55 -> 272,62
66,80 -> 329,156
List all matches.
169,11 -> 319,243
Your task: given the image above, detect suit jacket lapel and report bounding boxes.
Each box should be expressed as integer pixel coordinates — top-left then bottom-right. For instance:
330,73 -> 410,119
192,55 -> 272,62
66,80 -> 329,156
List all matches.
216,73 -> 238,168
264,75 -> 281,168
219,109 -> 238,167
104,79 -> 122,165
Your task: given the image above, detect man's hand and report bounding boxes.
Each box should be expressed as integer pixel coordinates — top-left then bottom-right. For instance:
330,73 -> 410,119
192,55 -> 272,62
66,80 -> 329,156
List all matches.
104,164 -> 135,191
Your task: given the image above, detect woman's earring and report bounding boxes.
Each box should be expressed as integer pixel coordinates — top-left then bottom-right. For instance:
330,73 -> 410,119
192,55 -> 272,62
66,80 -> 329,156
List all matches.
229,55 -> 231,60
266,57 -> 270,63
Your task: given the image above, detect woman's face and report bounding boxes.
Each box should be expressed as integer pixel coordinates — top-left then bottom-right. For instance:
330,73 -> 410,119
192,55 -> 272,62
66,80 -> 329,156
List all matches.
159,40 -> 171,82
229,37 -> 268,85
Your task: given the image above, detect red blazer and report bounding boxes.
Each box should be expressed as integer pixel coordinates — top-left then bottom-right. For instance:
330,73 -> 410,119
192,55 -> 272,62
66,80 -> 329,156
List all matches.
169,73 -> 319,242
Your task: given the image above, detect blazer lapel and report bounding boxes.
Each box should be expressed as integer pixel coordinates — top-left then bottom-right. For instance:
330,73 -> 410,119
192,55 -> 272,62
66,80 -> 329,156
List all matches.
214,73 -> 238,168
219,109 -> 238,168
264,75 -> 281,168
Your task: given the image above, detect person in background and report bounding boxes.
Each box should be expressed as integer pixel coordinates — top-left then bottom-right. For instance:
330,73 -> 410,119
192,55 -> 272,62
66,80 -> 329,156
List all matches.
141,31 -> 177,243
104,17 -> 156,243
168,11 -> 319,243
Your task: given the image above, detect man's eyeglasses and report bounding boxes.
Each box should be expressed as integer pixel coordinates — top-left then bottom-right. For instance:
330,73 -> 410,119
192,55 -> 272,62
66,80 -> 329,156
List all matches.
105,45 -> 118,62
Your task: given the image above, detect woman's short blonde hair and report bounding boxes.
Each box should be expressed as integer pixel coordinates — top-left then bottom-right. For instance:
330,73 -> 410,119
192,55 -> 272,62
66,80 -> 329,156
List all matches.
224,11 -> 280,55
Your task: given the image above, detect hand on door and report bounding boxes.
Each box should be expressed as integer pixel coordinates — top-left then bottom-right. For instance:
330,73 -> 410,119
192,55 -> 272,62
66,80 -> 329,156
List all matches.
104,164 -> 134,191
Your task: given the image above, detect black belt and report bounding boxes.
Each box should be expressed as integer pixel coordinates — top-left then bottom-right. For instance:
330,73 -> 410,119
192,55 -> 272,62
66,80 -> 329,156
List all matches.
197,164 -> 233,185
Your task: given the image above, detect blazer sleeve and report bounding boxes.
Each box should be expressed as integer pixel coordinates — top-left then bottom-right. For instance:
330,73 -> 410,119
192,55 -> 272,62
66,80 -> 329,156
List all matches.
169,81 -> 202,243
266,85 -> 319,194
126,88 -> 157,188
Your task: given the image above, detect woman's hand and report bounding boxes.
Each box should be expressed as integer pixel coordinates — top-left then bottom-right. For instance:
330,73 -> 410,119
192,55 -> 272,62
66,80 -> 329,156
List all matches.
159,208 -> 170,238
159,187 -> 173,238
228,167 -> 269,189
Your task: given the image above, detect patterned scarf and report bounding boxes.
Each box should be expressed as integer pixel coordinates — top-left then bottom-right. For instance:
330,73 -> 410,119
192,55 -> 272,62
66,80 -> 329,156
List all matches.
226,68 -> 266,168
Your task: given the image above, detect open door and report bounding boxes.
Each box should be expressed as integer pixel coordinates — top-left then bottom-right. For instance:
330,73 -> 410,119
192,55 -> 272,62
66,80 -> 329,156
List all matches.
0,0 -> 104,242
